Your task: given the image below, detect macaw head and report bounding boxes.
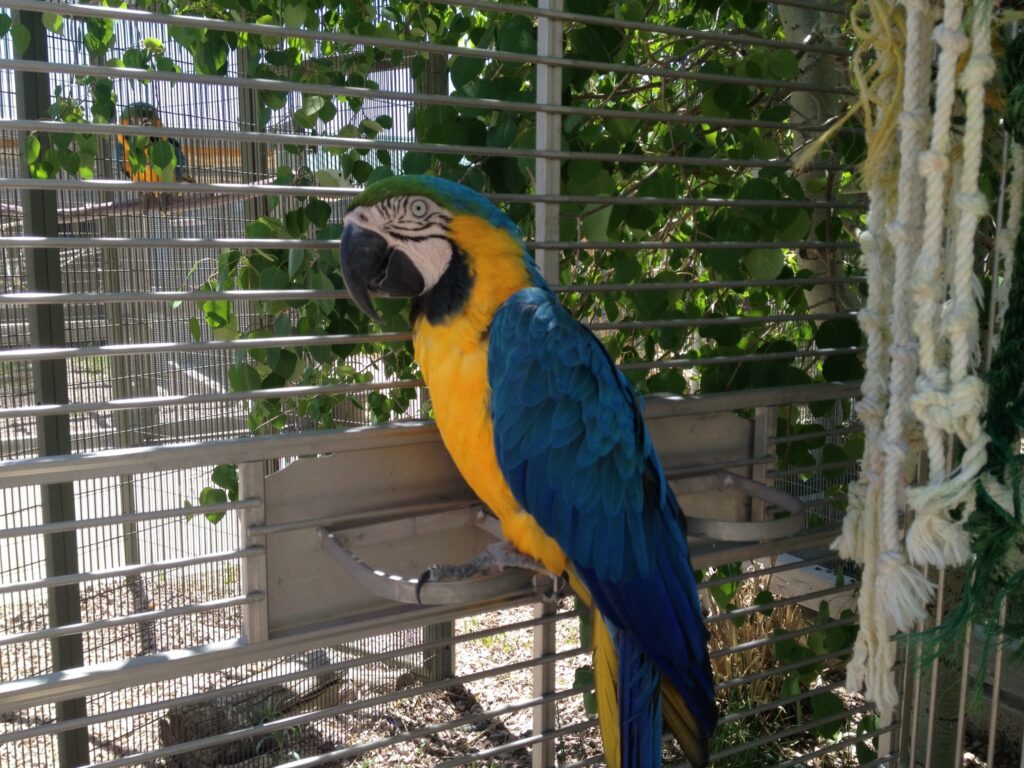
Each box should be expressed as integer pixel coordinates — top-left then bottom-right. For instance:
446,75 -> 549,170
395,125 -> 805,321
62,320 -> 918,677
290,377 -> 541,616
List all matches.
339,175 -> 537,322
120,102 -> 162,127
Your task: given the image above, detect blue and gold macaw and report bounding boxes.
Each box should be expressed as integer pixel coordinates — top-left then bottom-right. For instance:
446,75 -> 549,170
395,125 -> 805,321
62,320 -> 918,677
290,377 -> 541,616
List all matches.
117,102 -> 192,211
339,175 -> 717,768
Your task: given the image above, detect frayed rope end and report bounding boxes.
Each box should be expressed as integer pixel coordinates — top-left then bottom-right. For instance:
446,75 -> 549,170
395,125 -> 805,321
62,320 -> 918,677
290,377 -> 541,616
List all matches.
877,551 -> 935,631
905,510 -> 971,568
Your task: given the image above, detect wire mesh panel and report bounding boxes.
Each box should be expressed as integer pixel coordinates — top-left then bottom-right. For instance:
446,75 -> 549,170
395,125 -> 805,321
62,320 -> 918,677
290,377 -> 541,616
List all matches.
1,0 -> 1015,766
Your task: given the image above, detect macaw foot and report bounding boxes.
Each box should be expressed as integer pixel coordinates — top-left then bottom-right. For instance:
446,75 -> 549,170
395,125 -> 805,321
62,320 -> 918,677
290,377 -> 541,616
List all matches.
416,541 -> 565,605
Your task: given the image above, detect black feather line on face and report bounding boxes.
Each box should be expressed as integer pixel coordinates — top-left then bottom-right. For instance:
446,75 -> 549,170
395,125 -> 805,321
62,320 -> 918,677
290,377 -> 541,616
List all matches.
411,241 -> 473,326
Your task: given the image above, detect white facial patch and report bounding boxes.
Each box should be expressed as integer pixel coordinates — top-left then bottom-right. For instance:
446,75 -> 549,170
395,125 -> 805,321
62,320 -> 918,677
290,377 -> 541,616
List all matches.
344,196 -> 454,293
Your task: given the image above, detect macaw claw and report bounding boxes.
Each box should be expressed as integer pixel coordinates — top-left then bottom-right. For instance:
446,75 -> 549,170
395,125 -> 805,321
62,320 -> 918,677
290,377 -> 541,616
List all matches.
415,540 -> 555,605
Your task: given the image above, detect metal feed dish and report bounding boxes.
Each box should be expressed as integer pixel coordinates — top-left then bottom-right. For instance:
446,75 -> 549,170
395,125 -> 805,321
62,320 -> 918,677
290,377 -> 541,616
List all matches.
255,394 -> 806,641
315,508 -> 541,605
672,470 -> 804,542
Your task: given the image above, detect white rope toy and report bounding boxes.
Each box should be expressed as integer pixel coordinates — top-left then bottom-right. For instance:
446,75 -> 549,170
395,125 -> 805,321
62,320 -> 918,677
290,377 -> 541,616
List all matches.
839,0 -> 934,713
905,0 -> 994,568
837,0 -> 1003,712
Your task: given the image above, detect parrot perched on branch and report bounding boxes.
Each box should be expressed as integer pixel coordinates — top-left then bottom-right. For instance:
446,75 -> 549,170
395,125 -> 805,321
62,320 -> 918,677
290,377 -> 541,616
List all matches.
116,101 -> 193,211
339,175 -> 717,768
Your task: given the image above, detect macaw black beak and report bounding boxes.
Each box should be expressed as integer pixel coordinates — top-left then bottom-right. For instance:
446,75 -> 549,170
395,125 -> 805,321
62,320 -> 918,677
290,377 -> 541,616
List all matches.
339,221 -> 425,323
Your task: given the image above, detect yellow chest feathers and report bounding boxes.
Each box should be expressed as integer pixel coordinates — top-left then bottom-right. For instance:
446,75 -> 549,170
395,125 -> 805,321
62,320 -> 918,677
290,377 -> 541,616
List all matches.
412,215 -> 566,573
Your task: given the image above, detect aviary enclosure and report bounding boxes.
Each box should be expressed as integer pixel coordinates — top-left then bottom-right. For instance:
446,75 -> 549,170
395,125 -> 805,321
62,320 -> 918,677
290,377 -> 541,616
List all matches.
0,0 -> 1021,766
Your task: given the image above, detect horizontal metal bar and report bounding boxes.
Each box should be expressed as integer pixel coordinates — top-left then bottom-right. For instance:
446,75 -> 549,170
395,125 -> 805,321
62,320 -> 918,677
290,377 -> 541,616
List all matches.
560,757 -> 605,768
83,647 -> 588,768
2,607 -> 580,740
20,0 -> 849,100
770,425 -> 862,445
0,499 -> 259,539
447,0 -> 850,52
768,458 -> 858,478
767,728 -> 900,768
249,500 -> 482,538
715,647 -> 851,692
800,495 -> 851,509
435,719 -> 598,768
837,753 -> 898,768
0,120 -> 856,173
699,553 -> 839,589
0,591 -> 554,712
558,276 -> 866,292
0,546 -> 262,594
719,679 -> 846,726
0,593 -> 263,646
707,581 -> 857,624
0,275 -> 865,306
0,331 -> 411,363
0,385 -> 860,489
0,178 -> 866,210
713,704 -> 871,761
1,58 -> 848,133
772,0 -> 851,15
11,0 -> 850,63
0,379 -> 425,419
0,233 -> 339,249
0,333 -> 858,366
691,528 -> 843,572
710,615 -> 857,659
545,240 -> 859,250
591,311 -> 855,333
619,346 -> 864,371
220,686 -> 590,768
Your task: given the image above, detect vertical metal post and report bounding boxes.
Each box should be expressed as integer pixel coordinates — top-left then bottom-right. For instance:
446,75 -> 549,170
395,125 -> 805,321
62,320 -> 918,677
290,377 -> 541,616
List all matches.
13,10 -> 89,766
532,600 -> 557,768
535,0 -> 563,286
532,9 -> 563,764
423,621 -> 455,683
750,406 -> 774,521
238,52 -> 270,222
238,460 -> 269,643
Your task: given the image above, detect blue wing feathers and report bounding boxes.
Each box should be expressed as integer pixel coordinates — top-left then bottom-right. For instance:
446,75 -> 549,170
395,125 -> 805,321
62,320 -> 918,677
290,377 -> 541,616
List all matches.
489,287 -> 718,763
616,627 -> 664,768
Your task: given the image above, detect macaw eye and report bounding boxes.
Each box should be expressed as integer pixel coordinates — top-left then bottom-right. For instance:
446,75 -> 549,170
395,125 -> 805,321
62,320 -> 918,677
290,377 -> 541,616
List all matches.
410,199 -> 429,217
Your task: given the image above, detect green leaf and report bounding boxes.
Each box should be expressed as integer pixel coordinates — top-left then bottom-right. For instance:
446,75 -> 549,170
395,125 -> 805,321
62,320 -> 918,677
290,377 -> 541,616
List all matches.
41,12 -> 63,34
823,353 -> 865,382
450,56 -> 485,88
288,248 -> 305,277
743,248 -> 785,280
766,49 -> 800,81
198,486 -> 228,521
211,463 -> 238,496
200,298 -> 230,330
283,1 -> 307,28
811,691 -> 846,739
573,665 -> 597,715
0,13 -> 11,39
12,23 -> 30,56
23,134 -> 41,165
316,168 -> 346,187
496,15 -> 535,54
194,33 -> 229,75
309,270 -> 336,315
149,140 -> 176,169
401,151 -> 431,175
123,48 -> 148,69
228,362 -> 261,392
188,316 -> 202,342
259,265 -> 289,290
815,318 -> 861,349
